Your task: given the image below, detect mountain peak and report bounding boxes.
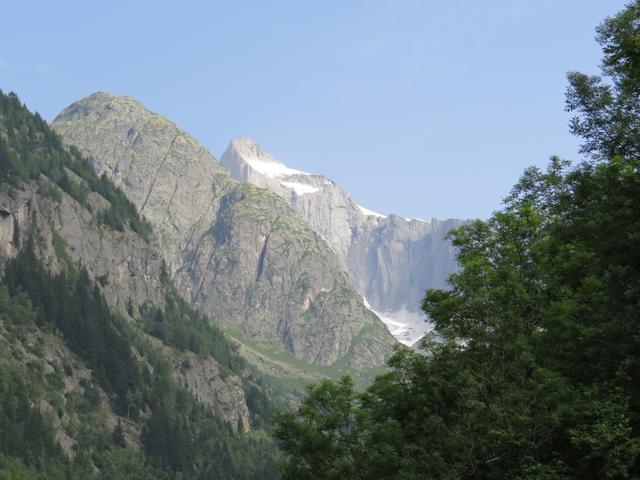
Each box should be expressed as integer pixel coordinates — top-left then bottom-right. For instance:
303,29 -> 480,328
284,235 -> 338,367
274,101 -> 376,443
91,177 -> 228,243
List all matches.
53,98 -> 396,370
229,137 -> 282,167
86,90 -> 121,100
221,139 -> 468,345
60,91 -> 137,109
53,91 -> 168,129
225,138 -> 311,179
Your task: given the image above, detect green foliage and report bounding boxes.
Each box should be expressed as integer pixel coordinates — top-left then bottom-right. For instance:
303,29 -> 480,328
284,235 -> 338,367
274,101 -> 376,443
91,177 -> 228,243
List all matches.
1,237 -> 281,478
95,173 -> 152,240
111,420 -> 127,448
0,286 -> 36,327
51,231 -> 70,265
4,237 -> 145,418
140,286 -> 244,372
277,3 -> 640,478
0,456 -> 39,480
93,448 -> 166,480
0,90 -> 151,241
275,377 -> 364,480
159,259 -> 169,283
0,365 -> 64,467
12,215 -> 20,248
566,0 -> 640,161
139,282 -> 279,430
137,351 -> 280,478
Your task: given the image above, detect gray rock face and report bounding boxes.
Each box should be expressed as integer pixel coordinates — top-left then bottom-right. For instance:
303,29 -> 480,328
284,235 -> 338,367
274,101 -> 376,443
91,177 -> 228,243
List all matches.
0,180 -> 164,315
52,93 -> 395,369
221,139 -> 468,345
0,180 -> 251,431
150,337 -> 250,433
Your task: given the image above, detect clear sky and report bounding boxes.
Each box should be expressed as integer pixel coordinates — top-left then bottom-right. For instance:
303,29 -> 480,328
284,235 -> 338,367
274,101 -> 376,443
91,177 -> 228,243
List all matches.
0,0 -> 627,220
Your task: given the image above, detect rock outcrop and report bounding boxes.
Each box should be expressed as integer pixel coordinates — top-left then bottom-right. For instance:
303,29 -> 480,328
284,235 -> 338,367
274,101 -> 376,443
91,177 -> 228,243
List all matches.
150,337 -> 250,433
53,93 -> 395,369
0,180 -> 164,315
0,179 -> 252,431
221,138 -> 468,345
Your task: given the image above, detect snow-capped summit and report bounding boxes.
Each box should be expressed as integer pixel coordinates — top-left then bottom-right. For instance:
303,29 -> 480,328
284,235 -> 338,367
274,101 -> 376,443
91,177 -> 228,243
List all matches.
357,204 -> 386,219
222,138 -> 387,265
229,138 -> 311,179
221,138 -> 466,346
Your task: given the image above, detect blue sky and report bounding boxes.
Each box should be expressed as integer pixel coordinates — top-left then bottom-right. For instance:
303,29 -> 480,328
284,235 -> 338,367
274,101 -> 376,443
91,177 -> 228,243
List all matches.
0,0 -> 627,219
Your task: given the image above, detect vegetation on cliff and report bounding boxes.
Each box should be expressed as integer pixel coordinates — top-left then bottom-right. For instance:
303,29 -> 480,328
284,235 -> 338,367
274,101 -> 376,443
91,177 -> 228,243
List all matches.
0,91 -> 280,479
0,91 -> 151,240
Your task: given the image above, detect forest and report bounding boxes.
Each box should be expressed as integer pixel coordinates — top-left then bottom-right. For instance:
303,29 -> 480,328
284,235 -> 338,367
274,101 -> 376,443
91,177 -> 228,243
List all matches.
0,231 -> 280,479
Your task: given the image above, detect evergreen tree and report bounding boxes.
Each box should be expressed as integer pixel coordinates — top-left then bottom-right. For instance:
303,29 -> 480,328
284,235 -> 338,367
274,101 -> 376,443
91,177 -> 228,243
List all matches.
11,216 -> 20,249
112,420 -> 127,448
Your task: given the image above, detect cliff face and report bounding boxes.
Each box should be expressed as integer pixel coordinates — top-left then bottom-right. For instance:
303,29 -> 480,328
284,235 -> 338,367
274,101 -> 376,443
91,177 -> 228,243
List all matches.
0,180 -> 164,315
0,180 -> 251,432
52,93 -> 395,369
221,138 -> 467,345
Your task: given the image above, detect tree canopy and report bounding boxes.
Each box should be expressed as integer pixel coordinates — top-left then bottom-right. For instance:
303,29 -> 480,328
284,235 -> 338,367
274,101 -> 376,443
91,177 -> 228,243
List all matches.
276,3 -> 640,478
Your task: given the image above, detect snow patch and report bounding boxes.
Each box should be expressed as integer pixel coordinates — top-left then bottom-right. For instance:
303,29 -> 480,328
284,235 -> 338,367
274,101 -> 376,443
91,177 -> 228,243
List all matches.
363,297 -> 432,346
280,181 -> 320,195
245,157 -> 311,179
357,204 -> 386,219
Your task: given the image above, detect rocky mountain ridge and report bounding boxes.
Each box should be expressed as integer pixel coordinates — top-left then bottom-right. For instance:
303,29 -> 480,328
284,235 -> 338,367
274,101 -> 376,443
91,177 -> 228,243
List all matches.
221,138 -> 468,345
52,93 -> 396,370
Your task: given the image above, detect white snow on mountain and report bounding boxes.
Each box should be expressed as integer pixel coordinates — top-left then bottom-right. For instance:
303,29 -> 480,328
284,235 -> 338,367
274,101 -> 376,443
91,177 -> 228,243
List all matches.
245,157 -> 310,178
357,204 -> 386,218
362,297 -> 431,346
221,137 -> 466,347
280,181 -> 320,195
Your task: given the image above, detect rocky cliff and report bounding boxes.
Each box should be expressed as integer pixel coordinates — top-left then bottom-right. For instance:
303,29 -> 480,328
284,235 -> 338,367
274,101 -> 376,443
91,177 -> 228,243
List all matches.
52,93 -> 395,369
0,180 -> 163,314
0,179 -> 251,432
0,88 -> 286,477
221,138 -> 467,345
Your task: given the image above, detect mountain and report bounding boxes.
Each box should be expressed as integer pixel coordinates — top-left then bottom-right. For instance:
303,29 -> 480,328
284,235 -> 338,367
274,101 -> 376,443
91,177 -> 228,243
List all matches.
52,93 -> 396,377
0,90 -> 279,478
221,138 -> 467,345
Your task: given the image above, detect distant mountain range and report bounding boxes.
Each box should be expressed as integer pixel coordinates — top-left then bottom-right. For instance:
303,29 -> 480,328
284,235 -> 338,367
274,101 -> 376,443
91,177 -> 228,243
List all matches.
51,91 -> 466,351
52,92 -> 395,376
221,138 -> 468,345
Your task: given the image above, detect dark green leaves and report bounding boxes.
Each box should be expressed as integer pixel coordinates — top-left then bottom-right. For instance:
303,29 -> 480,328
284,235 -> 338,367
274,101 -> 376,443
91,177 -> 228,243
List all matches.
277,2 -> 640,478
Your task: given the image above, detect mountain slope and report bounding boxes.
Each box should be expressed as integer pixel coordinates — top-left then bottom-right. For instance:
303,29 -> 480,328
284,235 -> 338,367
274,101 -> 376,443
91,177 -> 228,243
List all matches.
221,138 -> 467,345
52,93 -> 396,371
0,90 -> 280,478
